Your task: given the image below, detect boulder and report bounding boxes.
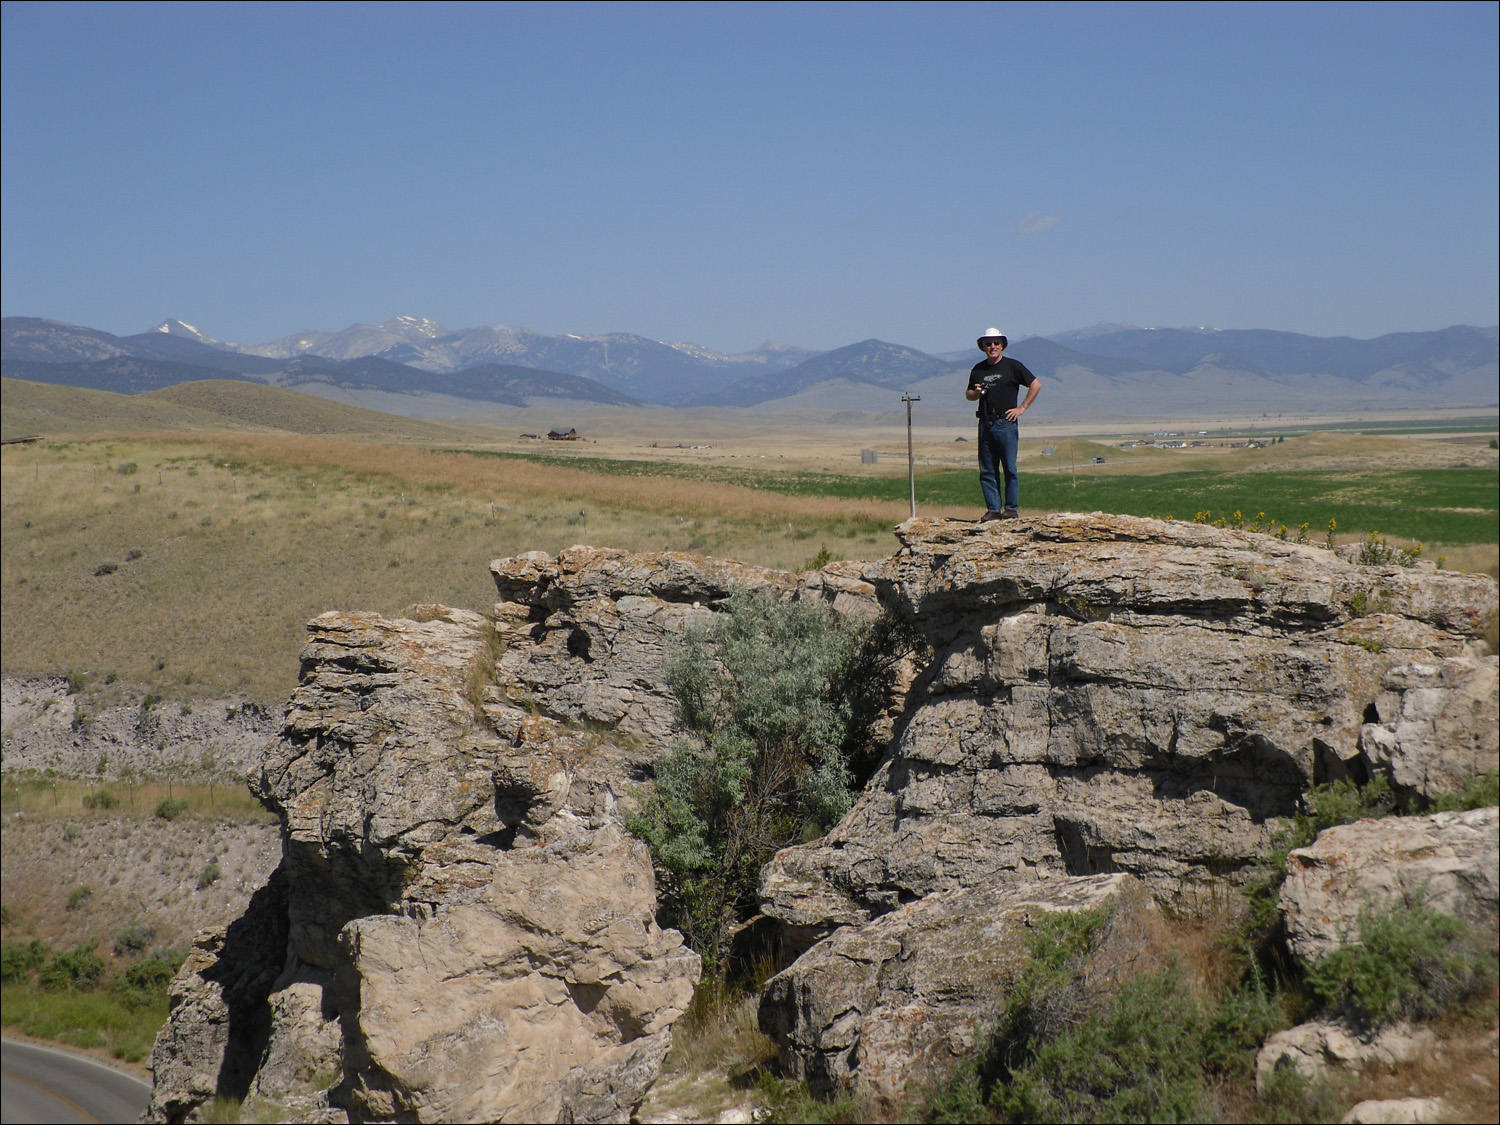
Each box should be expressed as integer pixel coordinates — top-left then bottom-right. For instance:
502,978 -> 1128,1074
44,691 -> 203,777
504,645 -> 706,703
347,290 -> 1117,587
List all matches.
146,522 -> 1500,1119
1341,1098 -> 1450,1124
1358,659 -> 1499,799
1255,1018 -> 1436,1092
1280,807 -> 1500,963
758,873 -> 1139,1102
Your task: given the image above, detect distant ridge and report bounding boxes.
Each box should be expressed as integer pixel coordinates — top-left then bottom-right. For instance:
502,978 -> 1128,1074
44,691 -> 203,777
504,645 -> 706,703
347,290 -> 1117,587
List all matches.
3,316 -> 1496,417
704,339 -> 961,406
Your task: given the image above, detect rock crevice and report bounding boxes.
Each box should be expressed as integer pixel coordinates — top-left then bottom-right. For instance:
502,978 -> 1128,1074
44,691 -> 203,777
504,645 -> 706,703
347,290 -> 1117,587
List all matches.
761,515 -> 1495,938
150,606 -> 701,1124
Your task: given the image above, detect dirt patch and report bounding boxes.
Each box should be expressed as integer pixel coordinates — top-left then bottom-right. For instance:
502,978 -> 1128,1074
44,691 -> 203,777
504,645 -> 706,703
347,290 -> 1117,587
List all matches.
1,815 -> 279,956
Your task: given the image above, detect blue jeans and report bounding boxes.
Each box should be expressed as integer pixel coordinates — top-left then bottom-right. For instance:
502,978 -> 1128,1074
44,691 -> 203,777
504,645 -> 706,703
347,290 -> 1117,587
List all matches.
978,418 -> 1019,512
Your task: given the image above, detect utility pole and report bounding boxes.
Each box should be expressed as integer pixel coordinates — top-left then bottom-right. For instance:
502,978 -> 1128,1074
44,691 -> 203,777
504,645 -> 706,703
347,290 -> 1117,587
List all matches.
901,393 -> 921,518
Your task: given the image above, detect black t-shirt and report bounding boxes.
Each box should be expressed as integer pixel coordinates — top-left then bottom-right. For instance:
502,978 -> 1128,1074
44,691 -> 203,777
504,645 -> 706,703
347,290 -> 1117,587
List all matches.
968,356 -> 1037,422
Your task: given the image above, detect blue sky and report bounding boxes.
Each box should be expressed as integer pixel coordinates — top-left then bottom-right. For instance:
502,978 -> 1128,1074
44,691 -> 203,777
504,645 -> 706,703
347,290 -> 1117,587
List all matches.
3,1 -> 1496,353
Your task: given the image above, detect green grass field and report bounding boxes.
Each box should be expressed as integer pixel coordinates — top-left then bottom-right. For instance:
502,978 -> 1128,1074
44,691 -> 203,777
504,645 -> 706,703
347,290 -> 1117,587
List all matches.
0,982 -> 167,1062
463,450 -> 1499,546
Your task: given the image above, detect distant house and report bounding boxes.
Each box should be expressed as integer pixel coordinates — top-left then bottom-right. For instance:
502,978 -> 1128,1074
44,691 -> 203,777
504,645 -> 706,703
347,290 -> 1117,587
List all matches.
547,428 -> 580,441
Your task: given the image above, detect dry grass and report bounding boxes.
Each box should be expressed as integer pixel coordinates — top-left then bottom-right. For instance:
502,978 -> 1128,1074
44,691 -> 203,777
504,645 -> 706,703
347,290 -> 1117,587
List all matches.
638,986 -> 777,1123
1438,543 -> 1500,579
2,436 -> 909,702
0,777 -> 271,823
1349,983 -> 1500,1124
0,811 -> 279,955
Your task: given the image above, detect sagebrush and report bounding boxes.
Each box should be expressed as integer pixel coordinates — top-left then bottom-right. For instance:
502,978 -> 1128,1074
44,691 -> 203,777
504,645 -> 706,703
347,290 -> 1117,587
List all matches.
630,589 -> 917,974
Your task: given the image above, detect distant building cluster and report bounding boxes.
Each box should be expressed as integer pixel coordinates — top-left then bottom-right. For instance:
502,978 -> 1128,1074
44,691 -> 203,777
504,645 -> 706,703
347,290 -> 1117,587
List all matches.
1117,431 -> 1281,451
1118,430 -> 1211,450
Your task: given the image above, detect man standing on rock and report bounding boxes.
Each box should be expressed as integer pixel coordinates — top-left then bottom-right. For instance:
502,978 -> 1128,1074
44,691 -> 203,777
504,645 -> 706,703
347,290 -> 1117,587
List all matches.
967,328 -> 1041,521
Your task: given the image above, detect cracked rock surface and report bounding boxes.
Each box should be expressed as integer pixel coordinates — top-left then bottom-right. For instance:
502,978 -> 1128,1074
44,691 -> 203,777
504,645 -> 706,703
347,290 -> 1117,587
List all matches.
756,513 -> 1495,1096
761,514 -> 1496,936
149,606 -> 700,1124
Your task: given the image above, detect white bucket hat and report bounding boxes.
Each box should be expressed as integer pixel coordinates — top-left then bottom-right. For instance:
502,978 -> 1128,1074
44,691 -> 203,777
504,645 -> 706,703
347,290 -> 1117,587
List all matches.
977,327 -> 1008,350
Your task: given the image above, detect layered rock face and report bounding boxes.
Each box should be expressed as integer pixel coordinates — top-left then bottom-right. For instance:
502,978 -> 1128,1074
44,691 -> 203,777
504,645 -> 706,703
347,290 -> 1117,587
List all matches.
489,546 -> 881,744
761,514 -> 1496,935
149,606 -> 701,1124
758,514 -> 1496,1096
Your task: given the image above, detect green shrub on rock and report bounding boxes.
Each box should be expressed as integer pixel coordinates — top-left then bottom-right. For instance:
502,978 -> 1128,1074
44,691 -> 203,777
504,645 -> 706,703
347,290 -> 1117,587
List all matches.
1245,776 -> 1396,938
995,966 -> 1215,1124
1307,899 -> 1494,1024
1427,769 -> 1500,812
629,588 -> 917,974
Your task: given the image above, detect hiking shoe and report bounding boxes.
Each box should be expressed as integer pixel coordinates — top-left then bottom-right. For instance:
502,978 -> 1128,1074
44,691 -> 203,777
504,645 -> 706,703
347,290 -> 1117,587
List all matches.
1000,508 -> 1020,519
979,510 -> 1003,523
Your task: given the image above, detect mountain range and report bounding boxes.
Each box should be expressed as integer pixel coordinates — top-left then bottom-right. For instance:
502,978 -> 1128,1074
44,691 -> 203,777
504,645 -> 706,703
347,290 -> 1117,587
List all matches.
3,315 -> 1496,419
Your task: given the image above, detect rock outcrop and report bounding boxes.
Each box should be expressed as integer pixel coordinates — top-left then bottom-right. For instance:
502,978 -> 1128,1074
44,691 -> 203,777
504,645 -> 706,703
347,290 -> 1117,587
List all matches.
150,515 -> 1498,1119
761,515 -> 1496,939
755,514 -> 1495,1096
149,606 -> 701,1124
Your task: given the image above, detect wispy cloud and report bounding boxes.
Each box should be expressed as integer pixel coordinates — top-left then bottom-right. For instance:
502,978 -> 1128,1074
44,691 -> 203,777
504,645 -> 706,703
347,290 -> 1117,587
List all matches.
1019,210 -> 1062,234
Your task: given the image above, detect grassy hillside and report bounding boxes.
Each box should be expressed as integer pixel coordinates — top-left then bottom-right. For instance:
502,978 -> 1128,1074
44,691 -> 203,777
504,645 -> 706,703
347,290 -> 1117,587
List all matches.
1,434 -> 905,701
1,377 -> 472,440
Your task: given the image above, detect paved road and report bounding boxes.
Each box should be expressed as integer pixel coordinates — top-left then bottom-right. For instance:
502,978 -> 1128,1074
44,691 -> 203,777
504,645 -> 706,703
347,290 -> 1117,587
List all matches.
1,1038 -> 151,1124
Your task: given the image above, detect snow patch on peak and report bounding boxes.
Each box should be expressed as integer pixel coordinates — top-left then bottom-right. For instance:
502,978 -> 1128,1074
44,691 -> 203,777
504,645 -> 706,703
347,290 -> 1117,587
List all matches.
151,319 -> 214,342
667,340 -> 730,362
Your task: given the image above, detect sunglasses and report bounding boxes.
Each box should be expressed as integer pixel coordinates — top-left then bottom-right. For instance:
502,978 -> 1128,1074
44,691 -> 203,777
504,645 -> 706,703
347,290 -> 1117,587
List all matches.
983,340 -> 1005,347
